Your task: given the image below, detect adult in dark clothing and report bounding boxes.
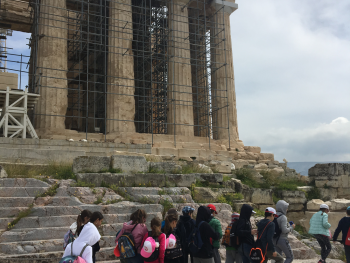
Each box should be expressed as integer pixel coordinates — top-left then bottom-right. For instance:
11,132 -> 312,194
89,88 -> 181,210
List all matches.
236,204 -> 257,263
193,206 -> 220,263
177,206 -> 196,263
333,206 -> 350,263
256,207 -> 283,263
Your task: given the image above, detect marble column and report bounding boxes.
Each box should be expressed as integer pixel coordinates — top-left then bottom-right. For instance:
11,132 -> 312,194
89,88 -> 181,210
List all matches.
35,0 -> 68,133
167,0 -> 194,137
107,0 -> 135,133
211,3 -> 239,141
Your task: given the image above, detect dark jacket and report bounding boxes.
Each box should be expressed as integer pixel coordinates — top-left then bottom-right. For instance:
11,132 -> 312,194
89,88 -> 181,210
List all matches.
177,215 -> 196,250
256,219 -> 275,253
195,206 -> 220,259
236,204 -> 255,245
333,216 -> 350,244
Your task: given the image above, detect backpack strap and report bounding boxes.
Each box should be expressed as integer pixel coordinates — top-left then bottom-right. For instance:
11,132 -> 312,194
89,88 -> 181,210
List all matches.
130,223 -> 139,233
70,241 -> 74,256
79,244 -> 89,257
258,221 -> 271,240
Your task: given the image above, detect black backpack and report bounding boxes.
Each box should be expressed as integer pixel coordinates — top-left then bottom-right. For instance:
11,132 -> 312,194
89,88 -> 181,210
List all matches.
249,221 -> 271,263
165,230 -> 183,260
143,231 -> 160,262
273,216 -> 281,241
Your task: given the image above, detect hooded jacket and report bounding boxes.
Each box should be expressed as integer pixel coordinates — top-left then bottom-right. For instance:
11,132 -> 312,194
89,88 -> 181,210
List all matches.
177,214 -> 196,257
236,204 -> 254,245
208,216 -> 222,248
333,216 -> 350,244
256,219 -> 276,253
116,220 -> 148,253
194,206 -> 220,259
275,200 -> 293,239
308,211 -> 331,236
62,222 -> 101,263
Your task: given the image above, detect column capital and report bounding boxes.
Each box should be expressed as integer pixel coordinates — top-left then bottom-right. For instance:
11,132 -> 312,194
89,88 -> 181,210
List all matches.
212,0 -> 238,15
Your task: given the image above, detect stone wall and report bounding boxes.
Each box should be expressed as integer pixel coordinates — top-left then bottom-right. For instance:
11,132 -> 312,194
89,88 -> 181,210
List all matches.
309,163 -> 350,200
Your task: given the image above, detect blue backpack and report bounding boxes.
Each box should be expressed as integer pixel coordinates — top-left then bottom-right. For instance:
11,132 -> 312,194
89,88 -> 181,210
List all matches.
188,221 -> 204,255
118,224 -> 139,259
60,241 -> 88,263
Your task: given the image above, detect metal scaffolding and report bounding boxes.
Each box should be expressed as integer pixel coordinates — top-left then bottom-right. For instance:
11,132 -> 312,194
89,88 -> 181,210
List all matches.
3,0 -> 232,144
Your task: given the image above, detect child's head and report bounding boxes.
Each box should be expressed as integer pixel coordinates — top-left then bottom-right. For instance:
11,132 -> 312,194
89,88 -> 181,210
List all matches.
151,217 -> 162,237
77,210 -> 92,229
320,204 -> 330,214
164,214 -> 178,234
130,209 -> 147,224
264,207 -> 276,221
90,211 -> 104,227
182,206 -> 195,217
347,206 -> 350,216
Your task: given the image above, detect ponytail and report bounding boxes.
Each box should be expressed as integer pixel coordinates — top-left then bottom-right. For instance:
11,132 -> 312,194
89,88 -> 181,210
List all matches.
151,217 -> 161,237
164,214 -> 177,235
76,210 -> 92,236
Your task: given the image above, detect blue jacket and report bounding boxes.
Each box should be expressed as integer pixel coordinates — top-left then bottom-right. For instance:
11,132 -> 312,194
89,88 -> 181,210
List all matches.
333,216 -> 350,244
308,211 -> 331,236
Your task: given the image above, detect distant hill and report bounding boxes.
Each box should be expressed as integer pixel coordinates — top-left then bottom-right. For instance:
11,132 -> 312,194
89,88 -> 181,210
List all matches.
287,162 -> 350,176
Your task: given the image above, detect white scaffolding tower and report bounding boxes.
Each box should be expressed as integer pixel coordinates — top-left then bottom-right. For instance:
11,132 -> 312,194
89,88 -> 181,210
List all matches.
0,87 -> 39,138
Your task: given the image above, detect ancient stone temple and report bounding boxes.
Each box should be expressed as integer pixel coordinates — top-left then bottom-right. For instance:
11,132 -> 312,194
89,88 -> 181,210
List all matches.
1,0 -> 275,161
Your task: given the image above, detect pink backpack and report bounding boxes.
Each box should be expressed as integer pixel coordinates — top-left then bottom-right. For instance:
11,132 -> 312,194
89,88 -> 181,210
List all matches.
60,241 -> 88,263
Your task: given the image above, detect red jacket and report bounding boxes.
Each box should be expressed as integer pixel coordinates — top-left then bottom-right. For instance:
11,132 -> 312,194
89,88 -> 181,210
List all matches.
141,232 -> 166,263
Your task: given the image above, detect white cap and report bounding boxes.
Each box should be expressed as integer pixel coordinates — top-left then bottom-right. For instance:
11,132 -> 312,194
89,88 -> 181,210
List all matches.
320,204 -> 329,210
265,207 -> 276,215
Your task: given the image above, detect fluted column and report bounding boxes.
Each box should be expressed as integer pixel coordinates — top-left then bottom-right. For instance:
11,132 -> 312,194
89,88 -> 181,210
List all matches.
167,0 -> 194,137
211,2 -> 239,141
35,0 -> 68,133
107,0 -> 135,133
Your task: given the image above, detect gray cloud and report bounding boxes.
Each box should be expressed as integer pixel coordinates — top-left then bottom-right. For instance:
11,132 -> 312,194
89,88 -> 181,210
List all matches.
230,0 -> 350,162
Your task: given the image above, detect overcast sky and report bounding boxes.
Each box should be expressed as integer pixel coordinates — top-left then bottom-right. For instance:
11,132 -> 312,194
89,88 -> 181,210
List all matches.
5,1 -> 350,162
230,0 -> 350,162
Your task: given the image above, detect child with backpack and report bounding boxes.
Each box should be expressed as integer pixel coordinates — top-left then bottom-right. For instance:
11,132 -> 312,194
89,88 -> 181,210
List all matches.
64,210 -> 92,249
177,206 -> 196,263
207,204 -> 222,263
141,217 -> 166,263
255,207 -> 283,263
116,209 -> 149,263
61,217 -> 101,263
332,206 -> 350,263
273,200 -> 295,263
236,204 -> 257,263
308,204 -> 332,263
192,206 -> 220,263
164,214 -> 183,263
222,212 -> 242,263
90,212 -> 104,263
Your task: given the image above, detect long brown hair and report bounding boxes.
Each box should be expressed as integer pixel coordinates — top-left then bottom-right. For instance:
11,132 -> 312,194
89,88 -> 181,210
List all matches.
130,209 -> 147,224
164,214 -> 178,235
76,210 -> 92,236
151,217 -> 162,237
320,208 -> 328,215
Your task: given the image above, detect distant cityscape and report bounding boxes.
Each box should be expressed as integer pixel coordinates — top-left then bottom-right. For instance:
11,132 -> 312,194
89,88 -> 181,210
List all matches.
287,161 -> 350,176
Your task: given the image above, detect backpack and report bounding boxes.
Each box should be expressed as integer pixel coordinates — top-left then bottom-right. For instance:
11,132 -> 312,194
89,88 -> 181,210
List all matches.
63,230 -> 75,250
273,216 -> 281,241
118,223 -> 139,259
249,221 -> 271,263
165,232 -> 183,260
222,224 -> 232,247
345,226 -> 350,246
143,231 -> 160,262
188,221 -> 204,255
59,241 -> 88,263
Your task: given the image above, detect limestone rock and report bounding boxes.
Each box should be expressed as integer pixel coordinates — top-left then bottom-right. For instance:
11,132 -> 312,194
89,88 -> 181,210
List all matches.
330,199 -> 350,211
288,235 -> 317,259
195,173 -> 223,183
0,166 -> 8,178
149,162 -> 182,173
306,199 -> 332,211
193,187 -> 218,202
72,156 -> 110,173
243,188 -> 273,205
231,160 -> 249,169
197,164 -> 213,174
309,163 -> 350,177
111,155 -> 148,173
254,163 -> 268,170
275,190 -> 307,204
243,146 -> 261,154
272,167 -> 285,176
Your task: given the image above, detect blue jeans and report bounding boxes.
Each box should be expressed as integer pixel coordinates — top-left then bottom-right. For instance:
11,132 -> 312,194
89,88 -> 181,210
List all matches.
239,243 -> 252,263
120,254 -> 144,263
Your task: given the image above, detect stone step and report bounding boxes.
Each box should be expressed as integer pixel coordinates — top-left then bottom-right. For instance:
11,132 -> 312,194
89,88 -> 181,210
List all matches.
0,247 -> 116,261
0,197 -> 34,207
29,202 -> 163,217
34,196 -> 84,206
10,211 -> 161,229
0,187 -> 49,197
0,236 -> 117,254
0,207 -> 29,218
0,178 -> 50,188
0,218 -> 13,229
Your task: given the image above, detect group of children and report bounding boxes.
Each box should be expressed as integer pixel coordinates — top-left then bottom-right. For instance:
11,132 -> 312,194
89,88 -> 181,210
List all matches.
61,202 -> 350,263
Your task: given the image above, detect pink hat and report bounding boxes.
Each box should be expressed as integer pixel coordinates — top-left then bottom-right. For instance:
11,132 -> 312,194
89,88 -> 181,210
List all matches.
166,234 -> 176,249
141,237 -> 156,258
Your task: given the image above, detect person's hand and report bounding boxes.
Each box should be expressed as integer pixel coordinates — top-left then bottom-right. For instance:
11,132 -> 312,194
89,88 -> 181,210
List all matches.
272,252 -> 277,257
251,229 -> 257,235
292,224 -> 296,228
